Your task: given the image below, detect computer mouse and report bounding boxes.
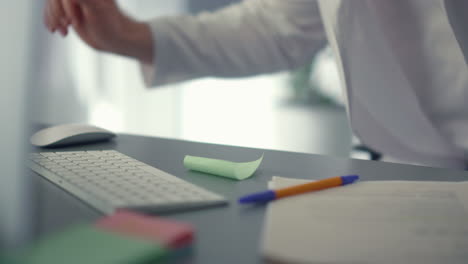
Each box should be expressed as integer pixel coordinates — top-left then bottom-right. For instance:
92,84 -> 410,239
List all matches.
30,123 -> 117,148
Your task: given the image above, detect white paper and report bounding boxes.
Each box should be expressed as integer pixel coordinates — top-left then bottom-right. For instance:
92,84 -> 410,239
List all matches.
263,177 -> 468,264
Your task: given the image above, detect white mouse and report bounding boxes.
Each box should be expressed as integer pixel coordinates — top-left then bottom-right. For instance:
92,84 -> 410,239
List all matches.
30,124 -> 116,148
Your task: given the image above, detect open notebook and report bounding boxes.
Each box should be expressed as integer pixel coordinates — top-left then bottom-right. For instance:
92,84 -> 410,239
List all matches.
262,176 -> 468,264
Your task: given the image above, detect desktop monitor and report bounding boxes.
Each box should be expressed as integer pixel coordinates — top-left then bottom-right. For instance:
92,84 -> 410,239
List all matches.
0,1 -> 36,249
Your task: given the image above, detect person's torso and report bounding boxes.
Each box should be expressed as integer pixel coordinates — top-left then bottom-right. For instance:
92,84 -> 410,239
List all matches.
318,0 -> 468,168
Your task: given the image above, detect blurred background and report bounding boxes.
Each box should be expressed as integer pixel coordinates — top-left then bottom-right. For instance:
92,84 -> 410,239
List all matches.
32,0 -> 353,158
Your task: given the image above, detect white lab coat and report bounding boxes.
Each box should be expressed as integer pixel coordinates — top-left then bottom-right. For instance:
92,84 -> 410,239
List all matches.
141,0 -> 468,169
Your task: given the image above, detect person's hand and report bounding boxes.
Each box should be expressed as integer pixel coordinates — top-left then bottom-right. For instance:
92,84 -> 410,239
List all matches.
44,0 -> 154,64
44,0 -> 71,36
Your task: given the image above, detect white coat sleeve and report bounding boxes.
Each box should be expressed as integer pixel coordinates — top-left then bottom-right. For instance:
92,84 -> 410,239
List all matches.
444,0 -> 468,65
140,0 -> 327,87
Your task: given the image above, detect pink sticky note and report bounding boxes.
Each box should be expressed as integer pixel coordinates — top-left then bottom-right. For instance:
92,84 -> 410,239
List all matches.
96,210 -> 194,249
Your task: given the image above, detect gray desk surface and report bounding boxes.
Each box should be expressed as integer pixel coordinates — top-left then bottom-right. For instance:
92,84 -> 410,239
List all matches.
32,133 -> 468,263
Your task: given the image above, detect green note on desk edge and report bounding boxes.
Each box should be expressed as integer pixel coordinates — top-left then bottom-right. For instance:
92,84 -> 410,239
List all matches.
17,225 -> 167,264
184,155 -> 263,180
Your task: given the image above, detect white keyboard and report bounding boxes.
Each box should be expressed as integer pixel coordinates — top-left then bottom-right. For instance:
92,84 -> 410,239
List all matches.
28,150 -> 227,214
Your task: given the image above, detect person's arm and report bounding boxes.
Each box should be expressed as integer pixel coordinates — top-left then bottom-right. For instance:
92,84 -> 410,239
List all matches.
44,0 -> 327,87
143,0 -> 327,86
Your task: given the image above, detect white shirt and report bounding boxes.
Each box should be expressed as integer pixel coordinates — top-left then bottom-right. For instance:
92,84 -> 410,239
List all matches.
141,0 -> 468,169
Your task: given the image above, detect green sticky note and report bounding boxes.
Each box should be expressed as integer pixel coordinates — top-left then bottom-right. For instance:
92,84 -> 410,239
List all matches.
184,155 -> 263,180
19,225 -> 168,264
0,253 -> 20,264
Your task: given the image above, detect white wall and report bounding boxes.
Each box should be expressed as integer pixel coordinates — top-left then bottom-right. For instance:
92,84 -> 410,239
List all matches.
32,1 -> 187,139
180,74 -> 288,149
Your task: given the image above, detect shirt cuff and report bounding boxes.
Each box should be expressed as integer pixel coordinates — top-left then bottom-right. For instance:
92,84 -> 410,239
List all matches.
139,18 -> 195,88
139,20 -> 160,88
140,60 -> 156,88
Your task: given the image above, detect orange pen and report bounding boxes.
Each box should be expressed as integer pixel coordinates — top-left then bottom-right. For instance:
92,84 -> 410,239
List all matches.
238,175 -> 359,204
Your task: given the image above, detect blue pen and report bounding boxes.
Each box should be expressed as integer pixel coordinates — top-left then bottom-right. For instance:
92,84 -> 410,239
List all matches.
238,175 -> 359,204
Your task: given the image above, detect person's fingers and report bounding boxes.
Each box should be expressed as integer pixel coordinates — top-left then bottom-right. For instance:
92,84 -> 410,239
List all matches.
44,5 -> 51,31
44,2 -> 55,32
58,26 -> 68,36
67,3 -> 97,48
50,0 -> 65,20
74,0 -> 109,8
62,0 -> 82,26
60,17 -> 69,28
65,0 -> 87,39
77,1 -> 95,22
50,0 -> 69,34
75,0 -> 118,14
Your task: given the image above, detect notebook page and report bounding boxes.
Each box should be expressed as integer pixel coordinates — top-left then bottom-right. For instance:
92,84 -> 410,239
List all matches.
262,177 -> 468,264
